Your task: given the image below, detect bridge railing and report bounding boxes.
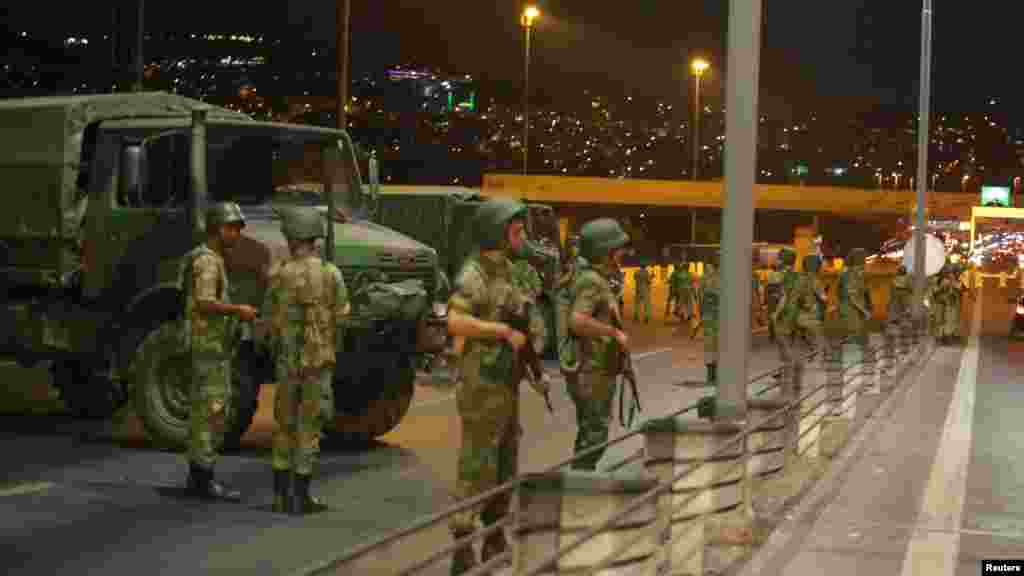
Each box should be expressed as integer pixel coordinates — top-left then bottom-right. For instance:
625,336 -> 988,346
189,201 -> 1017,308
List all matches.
292,314 -> 930,576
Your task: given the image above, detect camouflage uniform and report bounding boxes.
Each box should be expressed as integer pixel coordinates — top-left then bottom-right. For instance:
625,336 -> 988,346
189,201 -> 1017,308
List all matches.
447,200 -> 540,573
769,249 -> 798,372
510,259 -> 548,354
936,267 -> 962,343
633,265 -> 652,323
775,255 -> 825,366
263,207 -> 349,514
764,261 -> 786,342
565,218 -> 630,471
700,254 -> 721,386
889,266 -> 912,321
179,202 -> 248,502
838,249 -> 871,348
668,259 -> 694,321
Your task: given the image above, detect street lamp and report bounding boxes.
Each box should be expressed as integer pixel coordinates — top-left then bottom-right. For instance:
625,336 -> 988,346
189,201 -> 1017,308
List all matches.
521,5 -> 541,175
689,58 -> 709,243
691,58 -> 710,181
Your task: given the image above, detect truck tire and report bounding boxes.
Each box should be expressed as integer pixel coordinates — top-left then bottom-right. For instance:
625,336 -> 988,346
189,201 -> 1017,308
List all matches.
328,355 -> 415,443
133,321 -> 259,451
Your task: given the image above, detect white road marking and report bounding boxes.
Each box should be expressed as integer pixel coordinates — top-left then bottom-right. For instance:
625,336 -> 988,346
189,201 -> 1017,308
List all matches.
410,347 -> 675,409
0,481 -> 55,497
898,292 -> 982,576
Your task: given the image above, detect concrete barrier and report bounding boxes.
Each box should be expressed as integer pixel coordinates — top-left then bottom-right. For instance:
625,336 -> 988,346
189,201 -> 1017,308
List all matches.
513,470 -> 660,575
643,415 -> 744,575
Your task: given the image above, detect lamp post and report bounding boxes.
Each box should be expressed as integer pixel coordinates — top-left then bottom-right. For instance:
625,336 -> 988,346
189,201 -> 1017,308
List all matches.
691,58 -> 709,180
337,0 -> 351,130
521,5 -> 540,175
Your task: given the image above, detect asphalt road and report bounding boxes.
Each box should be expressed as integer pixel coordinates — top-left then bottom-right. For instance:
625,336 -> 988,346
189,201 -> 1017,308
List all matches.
0,313 -> 797,576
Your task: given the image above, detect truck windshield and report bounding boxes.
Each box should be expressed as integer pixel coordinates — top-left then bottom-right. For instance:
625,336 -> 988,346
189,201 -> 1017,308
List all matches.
202,127 -> 362,215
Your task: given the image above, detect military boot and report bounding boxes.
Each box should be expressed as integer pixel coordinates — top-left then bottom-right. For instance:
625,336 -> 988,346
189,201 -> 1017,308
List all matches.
481,530 -> 509,564
186,463 -> 242,502
450,531 -> 478,576
291,474 -> 327,515
272,470 -> 289,513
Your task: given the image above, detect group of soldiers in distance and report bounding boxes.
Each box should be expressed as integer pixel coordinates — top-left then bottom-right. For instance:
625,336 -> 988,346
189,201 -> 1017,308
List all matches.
180,199 -> 966,576
628,244 -> 966,387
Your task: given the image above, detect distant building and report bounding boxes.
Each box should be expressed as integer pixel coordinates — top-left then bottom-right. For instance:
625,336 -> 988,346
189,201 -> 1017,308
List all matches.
370,67 -> 477,115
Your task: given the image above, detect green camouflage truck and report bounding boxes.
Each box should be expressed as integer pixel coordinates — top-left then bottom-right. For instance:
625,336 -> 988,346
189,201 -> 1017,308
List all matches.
374,186 -> 561,357
0,92 -> 447,449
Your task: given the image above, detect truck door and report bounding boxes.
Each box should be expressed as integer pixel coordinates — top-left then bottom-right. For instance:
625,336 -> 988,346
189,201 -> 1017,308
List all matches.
85,130 -> 195,307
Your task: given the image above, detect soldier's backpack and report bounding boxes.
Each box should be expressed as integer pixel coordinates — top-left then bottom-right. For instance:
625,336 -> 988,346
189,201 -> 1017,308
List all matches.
351,278 -> 430,324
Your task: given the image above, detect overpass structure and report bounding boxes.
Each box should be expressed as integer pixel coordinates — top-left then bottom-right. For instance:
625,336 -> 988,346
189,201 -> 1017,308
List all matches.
482,173 -> 979,219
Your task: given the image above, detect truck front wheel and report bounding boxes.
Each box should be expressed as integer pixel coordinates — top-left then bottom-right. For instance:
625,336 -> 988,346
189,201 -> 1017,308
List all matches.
132,321 -> 259,451
327,354 -> 416,443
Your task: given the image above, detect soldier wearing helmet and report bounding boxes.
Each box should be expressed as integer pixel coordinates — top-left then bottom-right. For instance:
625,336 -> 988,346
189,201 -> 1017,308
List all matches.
178,202 -> 259,502
263,207 -> 349,514
667,251 -> 694,324
775,254 -> 826,370
563,218 -> 631,471
839,247 -> 872,349
695,251 -> 722,384
445,199 -> 541,574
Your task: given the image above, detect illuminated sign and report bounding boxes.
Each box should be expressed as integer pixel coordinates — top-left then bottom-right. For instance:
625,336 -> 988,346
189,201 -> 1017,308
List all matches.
981,185 -> 1011,207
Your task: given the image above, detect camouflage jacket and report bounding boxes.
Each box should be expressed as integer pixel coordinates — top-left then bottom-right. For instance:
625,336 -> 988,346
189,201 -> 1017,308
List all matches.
700,269 -> 720,323
510,259 -> 547,353
178,244 -> 233,357
634,267 -> 651,292
838,266 -> 869,319
449,251 -> 534,382
570,264 -> 622,375
262,248 -> 349,377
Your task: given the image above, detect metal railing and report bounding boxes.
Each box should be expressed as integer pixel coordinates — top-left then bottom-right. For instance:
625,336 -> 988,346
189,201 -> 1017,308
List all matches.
293,313 -> 929,576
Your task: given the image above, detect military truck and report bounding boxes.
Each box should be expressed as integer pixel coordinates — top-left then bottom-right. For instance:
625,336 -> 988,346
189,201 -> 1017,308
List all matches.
373,186 -> 561,356
0,92 -> 446,449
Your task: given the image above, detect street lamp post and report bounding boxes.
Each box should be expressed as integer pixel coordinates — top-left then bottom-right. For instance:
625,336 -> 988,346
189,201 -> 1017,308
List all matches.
691,58 -> 709,181
337,0 -> 351,131
521,5 -> 540,175
912,0 -> 933,324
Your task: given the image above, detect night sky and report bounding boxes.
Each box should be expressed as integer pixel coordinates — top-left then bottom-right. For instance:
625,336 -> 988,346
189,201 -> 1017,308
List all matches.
5,1 -> 1022,118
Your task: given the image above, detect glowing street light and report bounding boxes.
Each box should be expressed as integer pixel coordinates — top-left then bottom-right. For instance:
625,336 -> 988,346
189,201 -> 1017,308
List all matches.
691,58 -> 710,182
521,5 -> 541,175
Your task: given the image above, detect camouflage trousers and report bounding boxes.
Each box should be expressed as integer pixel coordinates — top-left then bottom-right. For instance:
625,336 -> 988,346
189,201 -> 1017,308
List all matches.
703,321 -> 718,362
671,290 -> 694,320
775,317 -> 822,366
273,367 -> 332,475
938,300 -> 961,338
449,369 -> 520,535
633,291 -> 651,323
189,356 -> 232,469
566,371 -> 617,471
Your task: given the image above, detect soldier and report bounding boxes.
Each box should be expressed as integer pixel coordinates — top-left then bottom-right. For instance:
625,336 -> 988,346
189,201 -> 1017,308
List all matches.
179,202 -> 258,502
668,254 -> 694,324
937,265 -> 963,344
889,265 -> 912,322
633,262 -> 652,324
763,253 -> 788,343
262,207 -> 349,514
697,251 -> 721,385
510,257 -> 550,357
446,199 -> 541,574
751,253 -> 765,329
565,218 -> 631,471
839,247 -> 872,352
774,254 -> 826,369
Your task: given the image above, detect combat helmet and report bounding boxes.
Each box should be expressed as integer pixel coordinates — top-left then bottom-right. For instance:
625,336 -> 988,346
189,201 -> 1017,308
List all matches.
847,248 -> 867,267
206,202 -> 246,229
280,206 -> 326,241
802,253 -> 821,273
474,199 -> 528,251
578,218 -> 630,263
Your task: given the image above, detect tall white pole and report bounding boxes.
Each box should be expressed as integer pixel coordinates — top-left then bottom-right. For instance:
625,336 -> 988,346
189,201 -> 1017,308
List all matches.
717,0 -> 762,419
912,0 -> 933,320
